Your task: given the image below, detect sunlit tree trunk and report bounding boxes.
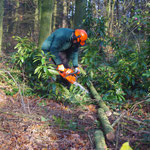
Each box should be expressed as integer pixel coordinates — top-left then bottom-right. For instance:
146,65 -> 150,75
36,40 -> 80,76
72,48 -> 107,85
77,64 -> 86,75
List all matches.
13,1 -> 20,33
70,0 -> 75,28
92,1 -> 97,18
34,0 -> 39,38
0,0 -> 4,56
74,0 -> 87,29
109,0 -> 116,37
38,0 -> 42,21
105,0 -> 112,35
38,0 -> 54,47
62,1 -> 67,28
52,0 -> 57,31
104,0 -> 116,59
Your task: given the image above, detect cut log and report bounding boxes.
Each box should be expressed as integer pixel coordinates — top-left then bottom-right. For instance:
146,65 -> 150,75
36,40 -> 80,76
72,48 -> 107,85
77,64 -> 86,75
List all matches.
88,81 -> 111,116
98,108 -> 115,141
94,130 -> 107,150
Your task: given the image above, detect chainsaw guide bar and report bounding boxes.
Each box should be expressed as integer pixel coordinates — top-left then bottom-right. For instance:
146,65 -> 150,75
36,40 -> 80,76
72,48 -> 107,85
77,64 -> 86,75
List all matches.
58,68 -> 89,93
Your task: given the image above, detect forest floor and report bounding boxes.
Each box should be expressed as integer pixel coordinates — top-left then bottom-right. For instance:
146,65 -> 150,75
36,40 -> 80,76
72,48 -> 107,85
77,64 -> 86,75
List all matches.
0,59 -> 150,150
0,91 -> 150,150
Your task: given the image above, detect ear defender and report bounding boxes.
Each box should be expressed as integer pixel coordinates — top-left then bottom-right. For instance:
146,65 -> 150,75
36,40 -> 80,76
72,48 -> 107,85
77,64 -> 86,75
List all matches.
76,35 -> 81,43
74,29 -> 88,46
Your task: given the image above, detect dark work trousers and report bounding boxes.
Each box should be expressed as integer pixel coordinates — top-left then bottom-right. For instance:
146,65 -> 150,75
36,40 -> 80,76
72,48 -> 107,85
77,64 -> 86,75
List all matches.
50,50 -> 72,88
58,50 -> 71,88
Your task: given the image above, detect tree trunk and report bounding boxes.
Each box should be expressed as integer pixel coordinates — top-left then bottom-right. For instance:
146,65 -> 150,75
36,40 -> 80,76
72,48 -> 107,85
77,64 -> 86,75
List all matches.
62,1 -> 67,28
74,0 -> 87,29
104,0 -> 116,60
94,130 -> 107,150
13,1 -> 20,34
109,0 -> 116,37
52,0 -> 57,31
38,0 -> 54,47
0,0 -> 4,56
116,0 -> 120,31
34,0 -> 39,38
98,108 -> 115,141
70,0 -> 75,28
87,81 -> 111,116
38,0 -> 42,21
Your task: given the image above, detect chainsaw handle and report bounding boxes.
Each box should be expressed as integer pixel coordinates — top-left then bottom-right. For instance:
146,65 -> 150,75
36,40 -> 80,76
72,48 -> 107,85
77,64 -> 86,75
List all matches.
65,71 -> 78,77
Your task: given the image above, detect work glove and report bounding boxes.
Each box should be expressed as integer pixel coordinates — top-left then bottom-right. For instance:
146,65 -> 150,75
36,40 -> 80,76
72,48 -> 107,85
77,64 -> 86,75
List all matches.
57,64 -> 65,72
74,67 -> 80,74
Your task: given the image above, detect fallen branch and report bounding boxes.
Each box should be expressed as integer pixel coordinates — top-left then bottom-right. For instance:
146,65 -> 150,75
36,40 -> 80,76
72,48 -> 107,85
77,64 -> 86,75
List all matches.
98,108 -> 115,141
125,126 -> 150,134
113,112 -> 150,127
130,98 -> 150,114
88,132 -> 94,147
94,130 -> 107,150
0,70 -> 27,113
112,112 -> 126,127
0,109 -> 42,122
87,81 -> 112,116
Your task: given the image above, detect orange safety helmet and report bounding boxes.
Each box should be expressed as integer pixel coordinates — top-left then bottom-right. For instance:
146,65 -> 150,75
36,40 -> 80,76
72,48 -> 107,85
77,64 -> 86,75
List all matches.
74,29 -> 88,46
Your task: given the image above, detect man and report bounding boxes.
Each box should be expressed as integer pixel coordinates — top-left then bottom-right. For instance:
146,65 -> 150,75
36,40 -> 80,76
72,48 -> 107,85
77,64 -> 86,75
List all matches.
41,28 -> 88,73
41,28 -> 88,86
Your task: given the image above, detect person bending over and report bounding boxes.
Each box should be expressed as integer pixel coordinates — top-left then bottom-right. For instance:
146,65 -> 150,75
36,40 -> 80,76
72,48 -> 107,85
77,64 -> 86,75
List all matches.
41,28 -> 88,86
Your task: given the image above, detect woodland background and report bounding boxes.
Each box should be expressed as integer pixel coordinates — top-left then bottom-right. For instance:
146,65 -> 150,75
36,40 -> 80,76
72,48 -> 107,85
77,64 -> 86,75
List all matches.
0,0 -> 150,150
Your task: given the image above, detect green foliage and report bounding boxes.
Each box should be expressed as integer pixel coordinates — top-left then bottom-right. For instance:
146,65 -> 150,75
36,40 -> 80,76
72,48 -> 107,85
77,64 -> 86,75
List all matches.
12,36 -> 36,67
52,115 -> 66,129
55,83 -> 91,106
80,4 -> 150,108
113,45 -> 149,96
5,88 -> 18,96
52,115 -> 78,130
82,1 -> 106,39
68,120 -> 78,130
12,36 -> 93,106
12,36 -> 57,97
12,36 -> 90,105
0,65 -> 33,97
65,85 -> 91,106
33,51 -> 57,79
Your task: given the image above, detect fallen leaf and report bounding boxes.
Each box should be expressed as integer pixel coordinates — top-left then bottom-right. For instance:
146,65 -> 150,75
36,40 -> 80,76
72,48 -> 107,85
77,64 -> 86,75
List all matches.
86,104 -> 96,112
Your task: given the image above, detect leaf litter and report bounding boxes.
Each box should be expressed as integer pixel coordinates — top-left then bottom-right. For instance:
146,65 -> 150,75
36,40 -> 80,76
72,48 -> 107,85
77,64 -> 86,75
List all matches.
0,91 -> 149,150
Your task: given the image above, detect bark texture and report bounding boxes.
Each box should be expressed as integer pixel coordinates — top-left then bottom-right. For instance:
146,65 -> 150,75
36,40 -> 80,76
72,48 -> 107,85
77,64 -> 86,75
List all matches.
94,130 -> 107,150
38,0 -> 54,47
98,108 -> 115,141
88,81 -> 111,116
74,0 -> 87,29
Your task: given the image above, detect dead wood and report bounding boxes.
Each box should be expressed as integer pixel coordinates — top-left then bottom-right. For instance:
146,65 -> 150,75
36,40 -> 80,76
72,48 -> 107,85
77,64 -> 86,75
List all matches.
87,81 -> 112,116
113,112 -> 150,127
0,109 -> 43,122
98,108 -> 115,141
94,130 -> 107,150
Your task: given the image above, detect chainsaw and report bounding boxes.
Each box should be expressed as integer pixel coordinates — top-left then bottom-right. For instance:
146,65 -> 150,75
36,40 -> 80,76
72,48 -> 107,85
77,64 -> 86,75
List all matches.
58,68 -> 89,93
